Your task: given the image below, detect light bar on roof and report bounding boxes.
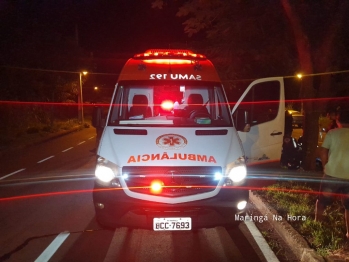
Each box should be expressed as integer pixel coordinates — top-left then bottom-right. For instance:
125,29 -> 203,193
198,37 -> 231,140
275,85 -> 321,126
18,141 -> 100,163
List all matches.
142,59 -> 192,64
134,49 -> 206,59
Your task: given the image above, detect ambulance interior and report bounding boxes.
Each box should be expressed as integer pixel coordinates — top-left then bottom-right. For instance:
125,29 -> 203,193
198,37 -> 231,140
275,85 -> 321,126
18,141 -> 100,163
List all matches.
108,82 -> 232,127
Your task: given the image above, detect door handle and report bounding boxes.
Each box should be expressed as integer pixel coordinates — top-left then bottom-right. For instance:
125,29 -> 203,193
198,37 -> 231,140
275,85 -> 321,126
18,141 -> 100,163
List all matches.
270,131 -> 282,136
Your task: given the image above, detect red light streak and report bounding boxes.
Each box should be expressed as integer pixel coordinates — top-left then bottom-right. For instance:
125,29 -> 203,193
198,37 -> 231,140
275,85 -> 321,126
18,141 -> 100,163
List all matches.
1,96 -> 348,108
229,96 -> 349,107
1,185 -> 347,202
0,101 -> 110,107
0,189 -> 93,202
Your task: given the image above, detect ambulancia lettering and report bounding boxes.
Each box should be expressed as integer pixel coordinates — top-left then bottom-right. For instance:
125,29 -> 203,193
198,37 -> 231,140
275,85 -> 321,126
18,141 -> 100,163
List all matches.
149,74 -> 202,80
127,153 -> 217,164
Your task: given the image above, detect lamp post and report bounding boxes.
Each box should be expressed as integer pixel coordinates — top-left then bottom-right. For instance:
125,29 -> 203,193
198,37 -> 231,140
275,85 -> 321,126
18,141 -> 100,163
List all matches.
78,71 -> 88,124
297,73 -> 303,114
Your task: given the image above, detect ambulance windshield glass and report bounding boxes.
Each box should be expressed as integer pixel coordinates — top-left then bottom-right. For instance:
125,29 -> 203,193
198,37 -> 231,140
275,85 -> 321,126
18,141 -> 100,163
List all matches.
108,82 -> 232,127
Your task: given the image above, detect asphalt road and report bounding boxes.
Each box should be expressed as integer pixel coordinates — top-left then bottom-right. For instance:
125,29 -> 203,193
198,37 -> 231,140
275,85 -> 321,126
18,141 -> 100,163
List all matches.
0,128 -> 274,262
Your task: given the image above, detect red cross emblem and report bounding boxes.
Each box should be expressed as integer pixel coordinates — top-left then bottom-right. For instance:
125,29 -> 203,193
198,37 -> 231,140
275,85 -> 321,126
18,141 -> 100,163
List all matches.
156,134 -> 187,149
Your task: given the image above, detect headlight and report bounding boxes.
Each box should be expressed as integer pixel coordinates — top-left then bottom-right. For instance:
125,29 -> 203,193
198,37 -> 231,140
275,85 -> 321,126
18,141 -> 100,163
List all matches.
214,172 -> 223,181
95,157 -> 117,184
228,165 -> 247,182
237,200 -> 247,210
95,165 -> 115,183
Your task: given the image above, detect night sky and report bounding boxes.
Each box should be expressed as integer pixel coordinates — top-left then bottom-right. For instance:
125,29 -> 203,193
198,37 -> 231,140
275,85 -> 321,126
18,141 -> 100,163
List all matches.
0,1 -> 190,54
1,1 -> 348,109
79,1 -> 190,52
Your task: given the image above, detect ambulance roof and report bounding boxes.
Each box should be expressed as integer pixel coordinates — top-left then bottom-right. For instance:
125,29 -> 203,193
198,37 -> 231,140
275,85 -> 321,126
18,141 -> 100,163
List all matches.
117,49 -> 221,82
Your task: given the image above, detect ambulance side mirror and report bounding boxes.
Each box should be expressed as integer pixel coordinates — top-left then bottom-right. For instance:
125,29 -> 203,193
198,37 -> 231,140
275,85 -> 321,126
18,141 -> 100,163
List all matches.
234,109 -> 251,132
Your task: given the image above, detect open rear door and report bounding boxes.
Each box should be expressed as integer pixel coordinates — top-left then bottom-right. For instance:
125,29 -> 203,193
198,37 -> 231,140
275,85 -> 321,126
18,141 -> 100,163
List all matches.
232,77 -> 285,166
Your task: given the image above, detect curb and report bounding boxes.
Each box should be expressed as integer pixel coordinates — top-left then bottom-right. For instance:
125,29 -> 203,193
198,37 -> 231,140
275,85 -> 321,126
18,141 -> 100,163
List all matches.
249,190 -> 325,262
242,218 -> 279,261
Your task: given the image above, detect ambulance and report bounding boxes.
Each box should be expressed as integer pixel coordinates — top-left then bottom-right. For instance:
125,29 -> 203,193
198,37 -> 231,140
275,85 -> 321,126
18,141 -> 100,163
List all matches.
92,49 -> 285,230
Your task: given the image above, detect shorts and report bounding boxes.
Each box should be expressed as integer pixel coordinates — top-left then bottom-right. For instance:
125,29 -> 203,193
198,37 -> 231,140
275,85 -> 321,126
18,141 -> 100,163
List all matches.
317,174 -> 349,209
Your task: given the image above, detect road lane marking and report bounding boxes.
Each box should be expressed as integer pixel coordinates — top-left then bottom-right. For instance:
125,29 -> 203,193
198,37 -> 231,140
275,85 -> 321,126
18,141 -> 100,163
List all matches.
88,136 -> 94,140
77,141 -> 86,145
62,147 -> 73,152
35,231 -> 70,262
37,156 -> 55,163
0,168 -> 26,180
244,216 -> 279,262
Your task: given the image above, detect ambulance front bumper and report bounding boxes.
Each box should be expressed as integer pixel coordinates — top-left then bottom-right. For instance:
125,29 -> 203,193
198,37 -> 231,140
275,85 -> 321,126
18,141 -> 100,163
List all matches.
93,182 -> 248,229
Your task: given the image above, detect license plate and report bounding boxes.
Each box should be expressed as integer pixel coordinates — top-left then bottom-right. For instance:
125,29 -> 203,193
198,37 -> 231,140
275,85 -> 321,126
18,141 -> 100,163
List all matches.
153,217 -> 192,231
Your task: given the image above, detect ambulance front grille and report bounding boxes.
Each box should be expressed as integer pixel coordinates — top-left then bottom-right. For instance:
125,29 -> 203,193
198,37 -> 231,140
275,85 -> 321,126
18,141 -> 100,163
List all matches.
122,166 -> 221,197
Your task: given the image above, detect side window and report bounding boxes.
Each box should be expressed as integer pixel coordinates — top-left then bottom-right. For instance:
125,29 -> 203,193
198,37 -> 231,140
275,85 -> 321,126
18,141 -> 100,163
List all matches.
239,81 -> 280,126
214,87 -> 228,120
109,86 -> 129,123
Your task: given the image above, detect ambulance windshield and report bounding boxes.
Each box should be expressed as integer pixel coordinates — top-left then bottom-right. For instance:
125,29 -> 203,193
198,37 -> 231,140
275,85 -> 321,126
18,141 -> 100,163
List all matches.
108,82 -> 232,127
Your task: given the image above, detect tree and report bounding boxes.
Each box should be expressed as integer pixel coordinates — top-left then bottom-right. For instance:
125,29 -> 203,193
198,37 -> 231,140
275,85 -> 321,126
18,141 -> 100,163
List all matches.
152,0 -> 349,170
153,1 -> 295,74
280,0 -> 349,169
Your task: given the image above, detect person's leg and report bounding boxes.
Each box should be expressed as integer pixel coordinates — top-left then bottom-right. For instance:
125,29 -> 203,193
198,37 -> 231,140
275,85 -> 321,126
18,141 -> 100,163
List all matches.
341,184 -> 349,239
315,174 -> 333,222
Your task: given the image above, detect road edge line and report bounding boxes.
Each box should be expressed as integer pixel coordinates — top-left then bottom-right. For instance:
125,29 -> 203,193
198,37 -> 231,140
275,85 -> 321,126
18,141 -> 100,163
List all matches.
243,217 -> 279,262
34,231 -> 70,262
0,168 -> 26,180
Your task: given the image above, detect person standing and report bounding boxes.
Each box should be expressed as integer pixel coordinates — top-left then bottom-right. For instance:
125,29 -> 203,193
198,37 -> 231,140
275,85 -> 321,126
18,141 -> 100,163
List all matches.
315,110 -> 349,239
92,103 -> 105,152
280,110 -> 296,168
327,108 -> 342,130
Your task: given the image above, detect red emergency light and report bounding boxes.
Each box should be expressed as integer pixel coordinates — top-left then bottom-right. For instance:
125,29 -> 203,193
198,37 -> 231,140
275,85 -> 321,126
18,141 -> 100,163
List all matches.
150,180 -> 164,194
134,49 -> 206,60
161,100 -> 174,111
142,59 -> 192,65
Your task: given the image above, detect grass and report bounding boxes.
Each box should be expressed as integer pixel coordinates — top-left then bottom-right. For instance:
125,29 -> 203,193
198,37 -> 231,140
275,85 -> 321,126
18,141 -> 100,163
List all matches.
27,119 -> 80,133
257,181 -> 347,257
261,230 -> 286,257
0,118 -> 87,150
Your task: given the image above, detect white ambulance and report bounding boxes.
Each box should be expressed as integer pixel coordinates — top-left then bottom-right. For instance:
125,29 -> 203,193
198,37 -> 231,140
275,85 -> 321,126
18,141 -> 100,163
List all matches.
92,49 -> 285,230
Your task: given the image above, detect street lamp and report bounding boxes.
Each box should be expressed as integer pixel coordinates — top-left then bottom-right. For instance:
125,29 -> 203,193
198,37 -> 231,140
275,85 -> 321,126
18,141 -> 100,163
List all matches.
296,73 -> 303,114
79,71 -> 88,124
